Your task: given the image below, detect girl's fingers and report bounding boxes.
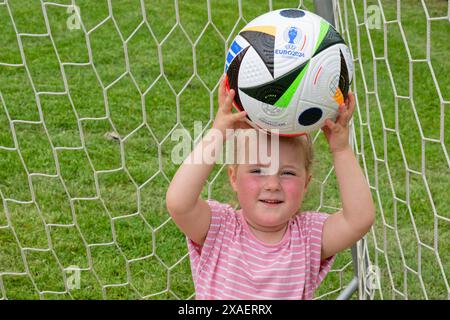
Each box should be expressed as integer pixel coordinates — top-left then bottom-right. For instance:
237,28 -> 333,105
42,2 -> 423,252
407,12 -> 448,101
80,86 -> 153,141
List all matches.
324,118 -> 336,131
233,110 -> 247,122
321,123 -> 332,140
218,74 -> 227,106
346,92 -> 355,118
337,92 -> 355,126
240,120 -> 253,129
341,93 -> 355,126
339,104 -> 349,126
223,89 -> 235,111
334,106 -> 346,127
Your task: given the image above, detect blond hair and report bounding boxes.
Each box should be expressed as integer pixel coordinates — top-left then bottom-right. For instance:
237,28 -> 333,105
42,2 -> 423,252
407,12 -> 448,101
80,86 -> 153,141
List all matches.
279,133 -> 314,174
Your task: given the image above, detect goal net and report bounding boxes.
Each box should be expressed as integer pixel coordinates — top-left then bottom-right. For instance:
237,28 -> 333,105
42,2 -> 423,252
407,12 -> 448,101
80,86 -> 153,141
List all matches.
0,0 -> 448,300
335,0 -> 450,299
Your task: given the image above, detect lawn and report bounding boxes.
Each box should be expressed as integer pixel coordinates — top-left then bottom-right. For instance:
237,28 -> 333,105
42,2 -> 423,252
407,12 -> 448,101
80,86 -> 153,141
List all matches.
0,0 -> 448,299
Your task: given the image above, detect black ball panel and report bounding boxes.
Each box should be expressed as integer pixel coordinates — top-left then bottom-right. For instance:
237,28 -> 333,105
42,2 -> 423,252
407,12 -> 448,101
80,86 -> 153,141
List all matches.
339,49 -> 350,100
239,31 -> 275,77
252,85 -> 286,105
239,60 -> 309,106
226,46 -> 250,112
298,107 -> 323,126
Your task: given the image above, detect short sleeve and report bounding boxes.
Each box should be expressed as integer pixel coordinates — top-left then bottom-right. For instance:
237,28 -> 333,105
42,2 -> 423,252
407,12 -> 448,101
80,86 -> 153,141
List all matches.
296,212 -> 335,291
186,199 -> 235,280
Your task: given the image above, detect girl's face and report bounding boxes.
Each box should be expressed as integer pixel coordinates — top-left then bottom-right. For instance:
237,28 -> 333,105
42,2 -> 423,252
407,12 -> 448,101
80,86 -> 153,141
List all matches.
228,139 -> 311,232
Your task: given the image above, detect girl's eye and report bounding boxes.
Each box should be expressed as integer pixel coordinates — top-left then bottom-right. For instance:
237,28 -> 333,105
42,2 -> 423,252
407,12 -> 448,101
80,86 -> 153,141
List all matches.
282,171 -> 296,176
250,169 -> 261,174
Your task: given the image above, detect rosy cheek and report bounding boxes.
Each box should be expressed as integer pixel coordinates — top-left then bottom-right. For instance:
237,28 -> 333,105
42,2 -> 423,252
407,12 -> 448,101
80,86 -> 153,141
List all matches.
280,179 -> 302,197
237,175 -> 261,193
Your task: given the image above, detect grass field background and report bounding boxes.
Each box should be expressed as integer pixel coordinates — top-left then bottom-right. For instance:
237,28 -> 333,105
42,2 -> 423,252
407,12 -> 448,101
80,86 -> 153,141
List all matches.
0,0 -> 448,299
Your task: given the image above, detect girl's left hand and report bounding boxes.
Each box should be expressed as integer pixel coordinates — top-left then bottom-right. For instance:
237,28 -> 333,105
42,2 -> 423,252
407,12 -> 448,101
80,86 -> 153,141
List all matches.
321,92 -> 355,154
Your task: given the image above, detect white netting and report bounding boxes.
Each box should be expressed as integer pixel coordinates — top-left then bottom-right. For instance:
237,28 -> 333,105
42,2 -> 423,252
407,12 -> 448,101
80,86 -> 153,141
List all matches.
334,0 -> 450,299
0,0 -> 448,300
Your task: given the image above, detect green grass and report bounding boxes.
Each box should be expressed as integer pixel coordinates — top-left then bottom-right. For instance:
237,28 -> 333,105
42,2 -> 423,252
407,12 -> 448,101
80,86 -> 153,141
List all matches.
0,0 -> 449,300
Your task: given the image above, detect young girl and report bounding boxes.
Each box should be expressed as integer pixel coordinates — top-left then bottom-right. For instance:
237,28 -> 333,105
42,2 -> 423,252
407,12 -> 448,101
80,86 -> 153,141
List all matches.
166,76 -> 375,300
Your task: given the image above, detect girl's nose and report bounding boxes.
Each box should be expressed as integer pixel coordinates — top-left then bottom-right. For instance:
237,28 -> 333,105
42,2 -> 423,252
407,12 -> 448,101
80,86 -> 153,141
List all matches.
263,174 -> 281,191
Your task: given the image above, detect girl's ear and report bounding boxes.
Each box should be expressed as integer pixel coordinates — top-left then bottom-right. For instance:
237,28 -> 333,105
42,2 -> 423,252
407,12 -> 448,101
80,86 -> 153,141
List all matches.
227,166 -> 238,192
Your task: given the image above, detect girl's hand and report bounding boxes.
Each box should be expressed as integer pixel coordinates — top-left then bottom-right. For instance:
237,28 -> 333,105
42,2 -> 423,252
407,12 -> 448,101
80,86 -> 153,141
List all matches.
321,92 -> 356,154
212,75 -> 251,138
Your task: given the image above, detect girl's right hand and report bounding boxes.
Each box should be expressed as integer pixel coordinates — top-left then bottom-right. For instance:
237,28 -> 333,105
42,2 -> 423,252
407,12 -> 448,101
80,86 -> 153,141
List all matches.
212,75 -> 251,138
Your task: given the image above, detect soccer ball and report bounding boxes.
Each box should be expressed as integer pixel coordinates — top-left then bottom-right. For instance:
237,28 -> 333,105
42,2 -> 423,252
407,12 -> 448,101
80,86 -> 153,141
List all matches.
225,8 -> 354,136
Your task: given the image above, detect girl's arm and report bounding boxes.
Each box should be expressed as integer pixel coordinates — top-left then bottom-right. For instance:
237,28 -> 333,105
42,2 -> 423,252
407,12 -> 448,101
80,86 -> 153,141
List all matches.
320,93 -> 376,260
165,129 -> 225,245
166,77 -> 248,245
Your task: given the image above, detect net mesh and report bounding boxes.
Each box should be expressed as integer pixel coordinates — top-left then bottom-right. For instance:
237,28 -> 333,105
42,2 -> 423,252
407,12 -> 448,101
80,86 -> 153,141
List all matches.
0,0 -> 448,300
335,0 -> 450,299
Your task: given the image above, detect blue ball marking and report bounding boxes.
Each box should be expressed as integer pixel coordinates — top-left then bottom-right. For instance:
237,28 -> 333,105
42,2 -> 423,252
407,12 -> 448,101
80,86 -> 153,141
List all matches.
288,27 -> 298,44
280,9 -> 306,18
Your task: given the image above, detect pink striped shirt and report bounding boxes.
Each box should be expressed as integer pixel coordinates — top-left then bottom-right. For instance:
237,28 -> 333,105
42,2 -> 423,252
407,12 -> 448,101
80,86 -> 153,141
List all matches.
187,199 -> 335,300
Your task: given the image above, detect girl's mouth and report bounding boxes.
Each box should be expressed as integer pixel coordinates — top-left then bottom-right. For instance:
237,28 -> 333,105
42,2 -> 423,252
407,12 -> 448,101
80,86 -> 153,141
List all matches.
259,199 -> 283,207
